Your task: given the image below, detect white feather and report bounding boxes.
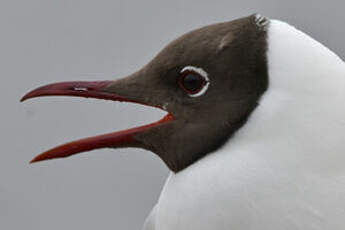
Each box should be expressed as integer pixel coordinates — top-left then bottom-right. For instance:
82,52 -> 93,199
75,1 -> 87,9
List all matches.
142,205 -> 157,230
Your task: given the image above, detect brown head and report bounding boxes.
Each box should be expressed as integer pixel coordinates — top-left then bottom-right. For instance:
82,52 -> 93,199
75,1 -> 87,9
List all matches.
21,14 -> 269,172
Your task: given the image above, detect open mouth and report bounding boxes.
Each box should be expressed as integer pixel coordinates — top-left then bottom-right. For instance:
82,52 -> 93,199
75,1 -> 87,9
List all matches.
21,81 -> 174,163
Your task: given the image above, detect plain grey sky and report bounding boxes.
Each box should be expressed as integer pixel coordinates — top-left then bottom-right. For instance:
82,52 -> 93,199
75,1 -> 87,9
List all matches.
1,0 -> 344,229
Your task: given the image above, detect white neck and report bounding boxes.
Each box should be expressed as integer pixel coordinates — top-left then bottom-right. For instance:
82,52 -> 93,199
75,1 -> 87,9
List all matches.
235,20 -> 345,172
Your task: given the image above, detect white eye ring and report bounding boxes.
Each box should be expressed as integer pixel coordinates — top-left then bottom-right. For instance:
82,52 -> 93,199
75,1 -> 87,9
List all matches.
180,66 -> 210,97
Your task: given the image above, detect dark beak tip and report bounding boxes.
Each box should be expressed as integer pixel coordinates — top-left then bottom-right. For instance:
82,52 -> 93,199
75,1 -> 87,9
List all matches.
20,88 -> 45,102
29,155 -> 41,164
20,95 -> 28,102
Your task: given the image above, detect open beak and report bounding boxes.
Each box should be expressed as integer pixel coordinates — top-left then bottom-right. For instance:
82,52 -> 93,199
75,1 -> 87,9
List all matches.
21,80 -> 174,163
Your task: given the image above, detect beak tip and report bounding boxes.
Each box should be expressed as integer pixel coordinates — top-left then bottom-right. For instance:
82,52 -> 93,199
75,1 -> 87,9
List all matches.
20,96 -> 26,102
20,92 -> 33,102
29,158 -> 38,164
30,154 -> 46,164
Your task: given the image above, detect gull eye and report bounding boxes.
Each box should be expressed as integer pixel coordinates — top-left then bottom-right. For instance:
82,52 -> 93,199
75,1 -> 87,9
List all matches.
179,72 -> 204,93
178,66 -> 210,97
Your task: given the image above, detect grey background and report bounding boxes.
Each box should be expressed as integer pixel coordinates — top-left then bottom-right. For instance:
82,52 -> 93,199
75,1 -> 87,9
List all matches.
1,0 -> 344,229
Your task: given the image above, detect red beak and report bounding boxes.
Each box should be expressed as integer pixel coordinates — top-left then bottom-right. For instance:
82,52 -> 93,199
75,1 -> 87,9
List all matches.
21,81 -> 173,163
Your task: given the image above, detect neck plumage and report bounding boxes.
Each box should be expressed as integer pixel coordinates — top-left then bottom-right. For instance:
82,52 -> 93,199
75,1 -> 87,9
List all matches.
228,20 -> 345,174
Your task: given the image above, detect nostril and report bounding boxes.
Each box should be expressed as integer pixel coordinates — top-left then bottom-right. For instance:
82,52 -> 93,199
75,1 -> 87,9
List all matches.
73,87 -> 88,91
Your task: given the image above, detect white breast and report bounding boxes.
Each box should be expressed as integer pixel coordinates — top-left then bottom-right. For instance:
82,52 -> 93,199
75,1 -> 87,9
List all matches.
153,20 -> 345,230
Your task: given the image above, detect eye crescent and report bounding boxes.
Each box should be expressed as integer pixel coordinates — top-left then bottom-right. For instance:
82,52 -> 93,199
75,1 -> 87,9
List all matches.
179,66 -> 210,97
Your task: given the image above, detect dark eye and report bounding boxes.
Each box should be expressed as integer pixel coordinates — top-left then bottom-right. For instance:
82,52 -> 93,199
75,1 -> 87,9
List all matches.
179,72 -> 205,93
178,66 -> 210,97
